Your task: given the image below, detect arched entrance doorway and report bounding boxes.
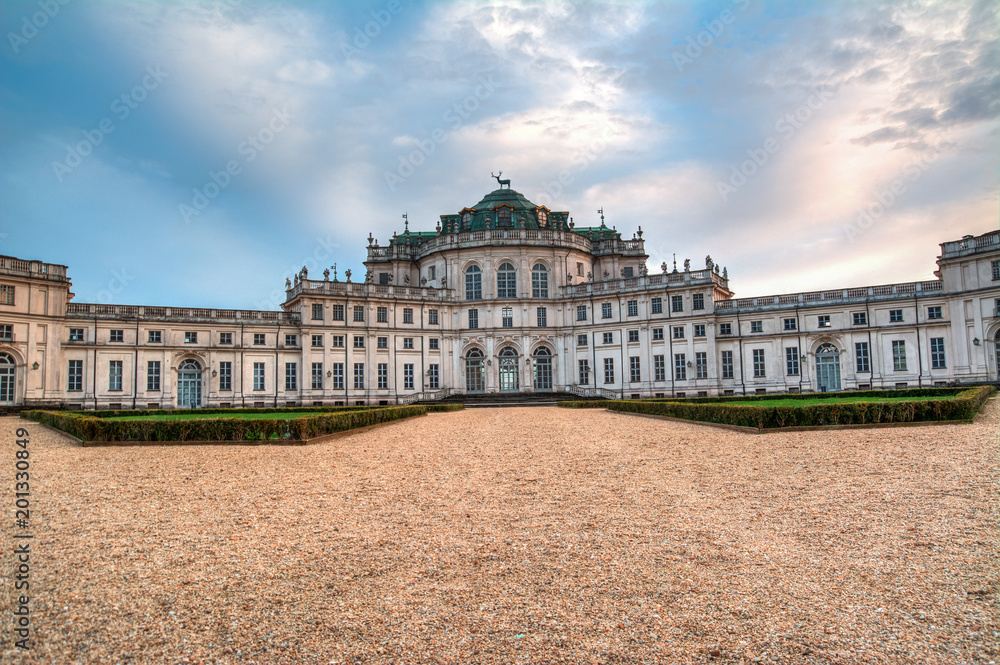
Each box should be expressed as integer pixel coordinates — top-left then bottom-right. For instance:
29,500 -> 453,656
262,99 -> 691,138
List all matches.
0,353 -> 15,404
815,344 -> 841,392
995,331 -> 1000,379
533,347 -> 553,392
498,347 -> 519,392
465,349 -> 485,393
177,359 -> 202,408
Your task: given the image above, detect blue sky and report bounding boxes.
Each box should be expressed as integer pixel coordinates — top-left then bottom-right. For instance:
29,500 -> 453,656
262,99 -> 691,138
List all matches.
2,0 -> 997,309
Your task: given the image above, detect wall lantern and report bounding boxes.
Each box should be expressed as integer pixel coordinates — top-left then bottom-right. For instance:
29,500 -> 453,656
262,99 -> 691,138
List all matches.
327,370 -> 332,377
973,337 -> 981,346
31,361 -> 39,370
212,369 -> 218,377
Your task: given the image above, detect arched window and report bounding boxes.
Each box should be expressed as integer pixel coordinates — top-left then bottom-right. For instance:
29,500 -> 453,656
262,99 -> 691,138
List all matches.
497,206 -> 512,228
0,353 -> 15,404
466,349 -> 485,393
461,211 -> 471,230
465,265 -> 482,301
177,359 -> 202,408
537,209 -> 548,227
498,347 -> 519,392
531,263 -> 548,298
533,347 -> 552,392
497,262 -> 517,299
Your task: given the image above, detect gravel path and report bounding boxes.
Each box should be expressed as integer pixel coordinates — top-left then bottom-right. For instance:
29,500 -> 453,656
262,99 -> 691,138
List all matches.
2,400 -> 997,665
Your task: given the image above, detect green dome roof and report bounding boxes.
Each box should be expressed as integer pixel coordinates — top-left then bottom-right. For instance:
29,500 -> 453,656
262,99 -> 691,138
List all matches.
470,187 -> 541,213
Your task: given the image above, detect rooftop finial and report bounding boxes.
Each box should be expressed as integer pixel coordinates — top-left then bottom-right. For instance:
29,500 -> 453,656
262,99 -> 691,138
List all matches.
402,212 -> 409,233
491,171 -> 510,189
598,207 -> 605,227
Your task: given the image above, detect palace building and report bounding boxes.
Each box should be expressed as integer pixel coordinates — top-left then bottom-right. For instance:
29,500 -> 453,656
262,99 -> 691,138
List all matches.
2,181 -> 999,409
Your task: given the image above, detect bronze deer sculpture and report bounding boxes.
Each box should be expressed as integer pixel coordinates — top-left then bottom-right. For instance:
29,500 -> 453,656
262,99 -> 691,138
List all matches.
491,171 -> 510,188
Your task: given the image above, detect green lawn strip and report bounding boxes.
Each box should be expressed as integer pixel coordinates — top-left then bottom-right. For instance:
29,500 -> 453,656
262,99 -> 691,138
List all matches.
691,395 -> 957,408
102,411 -> 354,422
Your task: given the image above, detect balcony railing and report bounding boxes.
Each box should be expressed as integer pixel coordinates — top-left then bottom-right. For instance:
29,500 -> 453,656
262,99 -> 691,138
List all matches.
714,280 -> 944,312
66,303 -> 300,324
0,256 -> 69,281
939,230 -> 1000,259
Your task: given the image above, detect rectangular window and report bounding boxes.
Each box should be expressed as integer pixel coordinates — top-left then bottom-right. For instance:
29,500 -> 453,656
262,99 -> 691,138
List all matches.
750,321 -> 762,333
403,308 -> 414,324
353,335 -> 365,348
466,269 -> 482,301
147,361 -> 160,391
672,295 -> 683,313
719,323 -> 732,336
785,347 -> 800,376
428,266 -> 436,280
311,334 -> 323,348
536,307 -> 547,327
332,304 -> 345,321
651,297 -> 662,314
630,356 -> 641,383
429,338 -> 439,350
695,352 -> 707,379
930,337 -> 946,368
468,309 -> 479,329
353,363 -> 365,389
403,338 -> 414,349
285,334 -> 298,347
694,324 -> 706,337
889,309 -> 903,323
379,272 -> 390,285
532,268 -> 548,298
377,306 -> 388,323
253,333 -> 265,345
852,312 -> 867,326
502,307 -> 513,328
68,360 -> 83,391
622,267 -> 634,278
312,304 -> 323,320
185,332 -> 198,343
428,364 -> 440,389
627,329 -> 639,342
377,337 -> 388,349
721,350 -> 734,379
653,355 -> 665,382
892,340 -> 907,371
927,306 -> 942,320
332,335 -> 345,348
404,364 -> 414,390
602,332 -> 613,344
285,363 -> 297,390
428,309 -> 439,325
818,315 -> 831,328
577,305 -> 587,321
147,330 -> 162,343
0,285 -> 13,305
377,363 -> 388,389
332,363 -> 344,390
311,362 -> 323,390
753,349 -> 766,377
601,303 -> 612,319
219,362 -> 232,391
855,343 -> 870,373
672,326 -> 684,339
0,324 -> 11,342
627,300 -> 638,316
783,318 -> 797,331
219,332 -> 232,345
577,334 -> 588,347
108,360 -> 123,391
692,294 -> 704,310
577,262 -> 584,276
578,359 -> 590,385
652,327 -> 664,341
353,306 -> 365,322
603,357 -> 615,384
993,260 -> 1000,281
674,354 -> 687,381
69,328 -> 84,341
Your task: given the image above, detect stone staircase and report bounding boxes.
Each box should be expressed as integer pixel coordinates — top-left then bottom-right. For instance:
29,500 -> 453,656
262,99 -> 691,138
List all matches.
427,391 -> 603,408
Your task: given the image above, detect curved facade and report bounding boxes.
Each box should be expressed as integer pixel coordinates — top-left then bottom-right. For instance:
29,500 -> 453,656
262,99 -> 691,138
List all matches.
2,183 -> 998,409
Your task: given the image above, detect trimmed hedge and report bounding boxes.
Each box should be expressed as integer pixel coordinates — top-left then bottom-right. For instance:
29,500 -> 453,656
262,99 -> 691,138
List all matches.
83,405 -> 377,419
425,404 -> 465,412
604,385 -> 994,429
558,400 -> 614,409
22,406 -> 427,443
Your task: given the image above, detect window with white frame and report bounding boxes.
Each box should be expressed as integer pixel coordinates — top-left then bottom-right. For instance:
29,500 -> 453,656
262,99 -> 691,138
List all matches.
285,334 -> 298,347
312,304 -> 323,320
577,305 -> 587,321
332,305 -> 345,321
0,285 -> 13,305
694,324 -> 706,337
69,328 -> 84,341
603,357 -> 615,384
219,332 -> 232,345
353,363 -> 365,389
752,349 -> 766,377
719,323 -> 732,336
817,315 -> 831,328
696,352 -> 708,379
628,329 -> 639,342
692,294 -> 704,310
672,295 -> 683,312
853,312 -> 867,325
630,356 -> 641,383
332,335 -> 345,348
312,334 -> 323,348
855,342 -> 870,373
531,264 -> 549,298
497,262 -> 517,298
219,362 -> 232,391
721,350 -> 734,379
536,307 -> 547,327
429,338 -> 439,350
312,363 -> 323,389
651,297 -> 662,314
377,363 -> 388,389
353,335 -> 365,348
468,309 -> 479,329
674,353 -> 686,381
68,360 -> 83,391
185,332 -> 198,343
377,337 -> 388,349
0,325 -> 11,342
353,305 -> 365,322
377,306 -> 388,323
577,334 -> 588,347
428,309 -> 439,325
428,364 -> 439,389
672,326 -> 684,339
253,333 -> 265,345
602,332 -> 613,344
892,340 -> 907,371
404,364 -> 415,390
785,347 -> 799,376
403,308 -> 414,324
502,307 -> 513,328
930,337 -> 946,368
578,359 -> 590,385
332,363 -> 344,389
601,303 -> 612,319
927,306 -> 942,320
750,321 -> 762,333
109,360 -> 122,390
889,309 -> 903,323
285,363 -> 297,390
783,318 -> 797,331
403,338 -> 414,349
147,361 -> 160,391
148,330 -> 162,343
653,355 -> 665,382
627,300 -> 638,316
465,265 -> 482,300
652,327 -> 664,341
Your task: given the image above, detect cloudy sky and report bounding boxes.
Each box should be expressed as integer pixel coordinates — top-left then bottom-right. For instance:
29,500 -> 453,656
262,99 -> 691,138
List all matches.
2,0 -> 997,309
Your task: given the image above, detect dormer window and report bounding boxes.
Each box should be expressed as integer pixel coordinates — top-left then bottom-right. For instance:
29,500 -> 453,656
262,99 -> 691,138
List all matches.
497,206 -> 512,228
462,211 -> 471,229
537,209 -> 548,227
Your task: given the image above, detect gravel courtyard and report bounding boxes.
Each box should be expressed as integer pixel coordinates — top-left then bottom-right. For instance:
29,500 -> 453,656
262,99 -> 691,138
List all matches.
2,401 -> 997,665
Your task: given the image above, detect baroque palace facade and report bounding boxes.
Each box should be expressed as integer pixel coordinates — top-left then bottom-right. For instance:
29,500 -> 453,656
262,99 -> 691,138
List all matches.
2,182 -> 999,409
